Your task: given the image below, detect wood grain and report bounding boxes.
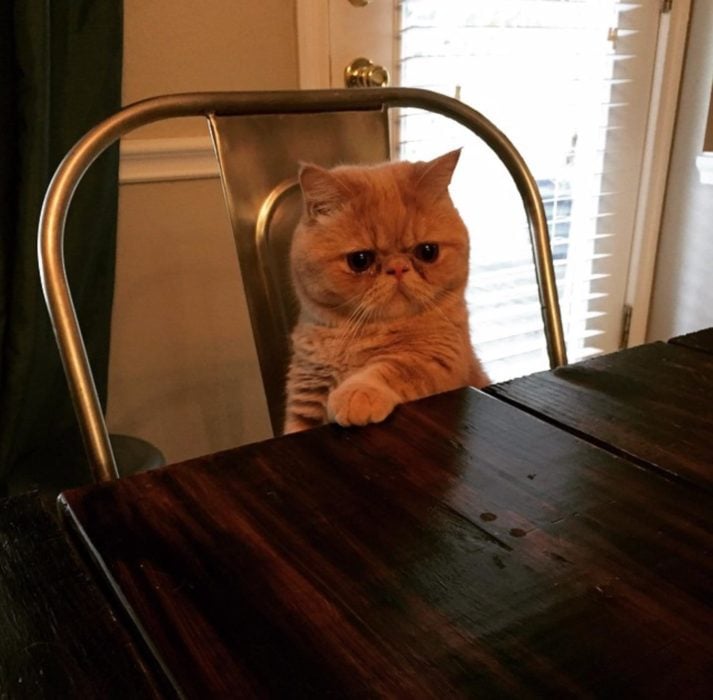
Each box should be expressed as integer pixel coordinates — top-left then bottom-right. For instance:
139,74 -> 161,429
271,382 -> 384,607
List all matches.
0,492 -> 165,698
669,327 -> 713,355
487,342 -> 713,491
61,388 -> 713,698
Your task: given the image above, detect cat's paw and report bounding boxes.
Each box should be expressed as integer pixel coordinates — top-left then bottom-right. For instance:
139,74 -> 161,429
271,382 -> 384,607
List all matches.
327,381 -> 399,427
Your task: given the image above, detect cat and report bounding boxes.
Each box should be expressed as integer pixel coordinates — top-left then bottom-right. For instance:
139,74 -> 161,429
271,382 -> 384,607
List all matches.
283,149 -> 489,434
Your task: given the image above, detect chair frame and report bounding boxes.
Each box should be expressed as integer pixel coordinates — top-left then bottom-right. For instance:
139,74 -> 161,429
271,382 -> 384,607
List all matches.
38,88 -> 567,483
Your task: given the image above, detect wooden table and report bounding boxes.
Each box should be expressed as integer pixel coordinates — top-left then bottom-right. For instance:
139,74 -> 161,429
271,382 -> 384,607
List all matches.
486,340 -> 713,491
3,335 -> 711,697
0,493 -> 165,697
669,327 -> 713,355
54,335 -> 713,698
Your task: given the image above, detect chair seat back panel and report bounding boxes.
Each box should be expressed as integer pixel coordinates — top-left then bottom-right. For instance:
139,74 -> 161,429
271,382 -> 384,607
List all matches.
208,110 -> 391,433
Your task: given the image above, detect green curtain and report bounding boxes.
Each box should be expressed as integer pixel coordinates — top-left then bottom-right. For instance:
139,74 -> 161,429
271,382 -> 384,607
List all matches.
0,1 -> 122,494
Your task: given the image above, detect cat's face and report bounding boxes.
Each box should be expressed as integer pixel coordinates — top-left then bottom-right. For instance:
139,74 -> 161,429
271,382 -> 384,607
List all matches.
291,150 -> 470,324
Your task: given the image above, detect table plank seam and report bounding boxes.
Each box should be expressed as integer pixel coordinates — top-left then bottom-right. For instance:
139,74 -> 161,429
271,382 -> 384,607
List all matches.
668,336 -> 713,356
483,386 -> 711,496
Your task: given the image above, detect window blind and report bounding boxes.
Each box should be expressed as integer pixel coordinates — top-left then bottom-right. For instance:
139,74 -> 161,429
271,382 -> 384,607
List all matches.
397,0 -> 660,380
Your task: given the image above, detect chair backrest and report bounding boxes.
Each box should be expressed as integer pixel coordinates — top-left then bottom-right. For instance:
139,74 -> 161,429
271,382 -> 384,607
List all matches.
209,110 -> 390,432
38,88 -> 567,483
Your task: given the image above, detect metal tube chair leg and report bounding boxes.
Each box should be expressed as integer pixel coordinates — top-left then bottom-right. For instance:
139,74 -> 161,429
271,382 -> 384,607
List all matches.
38,88 -> 567,483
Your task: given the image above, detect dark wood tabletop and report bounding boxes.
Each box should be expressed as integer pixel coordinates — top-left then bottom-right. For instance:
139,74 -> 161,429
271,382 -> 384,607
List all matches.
0,493 -> 165,698
487,340 -> 713,491
669,327 -> 713,355
58,356 -> 713,698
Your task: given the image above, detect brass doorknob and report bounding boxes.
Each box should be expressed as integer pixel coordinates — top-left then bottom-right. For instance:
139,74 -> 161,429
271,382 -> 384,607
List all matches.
344,57 -> 390,88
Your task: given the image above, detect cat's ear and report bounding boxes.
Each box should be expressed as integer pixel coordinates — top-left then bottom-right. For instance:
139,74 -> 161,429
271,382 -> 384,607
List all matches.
299,164 -> 348,220
415,149 -> 461,198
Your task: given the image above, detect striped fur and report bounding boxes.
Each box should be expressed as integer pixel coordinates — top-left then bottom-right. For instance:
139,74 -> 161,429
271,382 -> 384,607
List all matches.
284,150 -> 489,433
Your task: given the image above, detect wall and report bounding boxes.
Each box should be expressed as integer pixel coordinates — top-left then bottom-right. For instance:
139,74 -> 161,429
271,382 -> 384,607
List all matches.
647,0 -> 713,341
107,1 -> 298,464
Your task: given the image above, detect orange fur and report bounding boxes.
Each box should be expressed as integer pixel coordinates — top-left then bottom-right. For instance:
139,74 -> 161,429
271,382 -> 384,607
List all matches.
284,150 -> 489,433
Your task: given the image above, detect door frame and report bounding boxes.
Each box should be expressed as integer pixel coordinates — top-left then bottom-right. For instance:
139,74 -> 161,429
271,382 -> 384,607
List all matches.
296,0 -> 331,89
624,0 -> 691,346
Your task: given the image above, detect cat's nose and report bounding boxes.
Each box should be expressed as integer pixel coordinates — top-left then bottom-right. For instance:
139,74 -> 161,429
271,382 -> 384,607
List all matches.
385,257 -> 410,280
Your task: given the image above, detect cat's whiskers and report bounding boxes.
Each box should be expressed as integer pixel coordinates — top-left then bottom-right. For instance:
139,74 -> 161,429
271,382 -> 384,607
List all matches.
411,286 -> 460,326
339,299 -> 373,346
342,280 -> 393,342
343,305 -> 366,340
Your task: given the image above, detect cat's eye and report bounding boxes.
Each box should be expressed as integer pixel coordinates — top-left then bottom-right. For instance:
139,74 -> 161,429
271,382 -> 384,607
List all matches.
414,243 -> 439,263
346,250 -> 375,273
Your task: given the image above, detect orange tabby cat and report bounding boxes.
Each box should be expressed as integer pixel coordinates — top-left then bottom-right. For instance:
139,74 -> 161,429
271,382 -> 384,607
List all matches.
284,149 -> 489,433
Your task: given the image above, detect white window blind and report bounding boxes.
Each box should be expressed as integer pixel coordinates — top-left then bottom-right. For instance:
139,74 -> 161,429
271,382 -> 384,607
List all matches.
397,0 -> 660,380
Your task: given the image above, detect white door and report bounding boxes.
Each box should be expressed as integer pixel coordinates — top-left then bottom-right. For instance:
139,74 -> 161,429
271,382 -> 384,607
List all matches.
297,0 -> 689,380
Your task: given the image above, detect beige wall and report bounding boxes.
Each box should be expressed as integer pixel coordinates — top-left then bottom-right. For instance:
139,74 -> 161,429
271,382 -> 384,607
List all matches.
108,1 -> 298,464
647,0 -> 713,341
122,0 -> 299,137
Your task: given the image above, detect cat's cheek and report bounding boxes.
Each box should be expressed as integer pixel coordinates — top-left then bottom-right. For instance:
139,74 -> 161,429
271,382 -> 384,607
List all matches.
327,381 -> 399,427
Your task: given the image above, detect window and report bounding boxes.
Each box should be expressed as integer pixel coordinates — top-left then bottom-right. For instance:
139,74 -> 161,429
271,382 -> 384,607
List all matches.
397,0 -> 661,379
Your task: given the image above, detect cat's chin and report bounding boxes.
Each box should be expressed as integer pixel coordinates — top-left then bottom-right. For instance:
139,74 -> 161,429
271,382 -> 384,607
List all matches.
388,284 -> 435,315
375,295 -> 427,321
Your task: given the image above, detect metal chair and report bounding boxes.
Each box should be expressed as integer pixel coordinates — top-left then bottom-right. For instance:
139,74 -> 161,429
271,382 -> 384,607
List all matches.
38,88 -> 567,484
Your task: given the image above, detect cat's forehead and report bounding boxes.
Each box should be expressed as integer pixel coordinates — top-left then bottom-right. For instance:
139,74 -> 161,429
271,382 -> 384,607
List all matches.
340,163 -> 421,216
316,158 -> 464,250
344,201 -> 427,253
338,159 -> 415,186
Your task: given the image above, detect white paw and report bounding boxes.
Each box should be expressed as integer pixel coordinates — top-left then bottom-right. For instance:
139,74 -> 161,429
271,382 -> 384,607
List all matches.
327,381 -> 398,427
